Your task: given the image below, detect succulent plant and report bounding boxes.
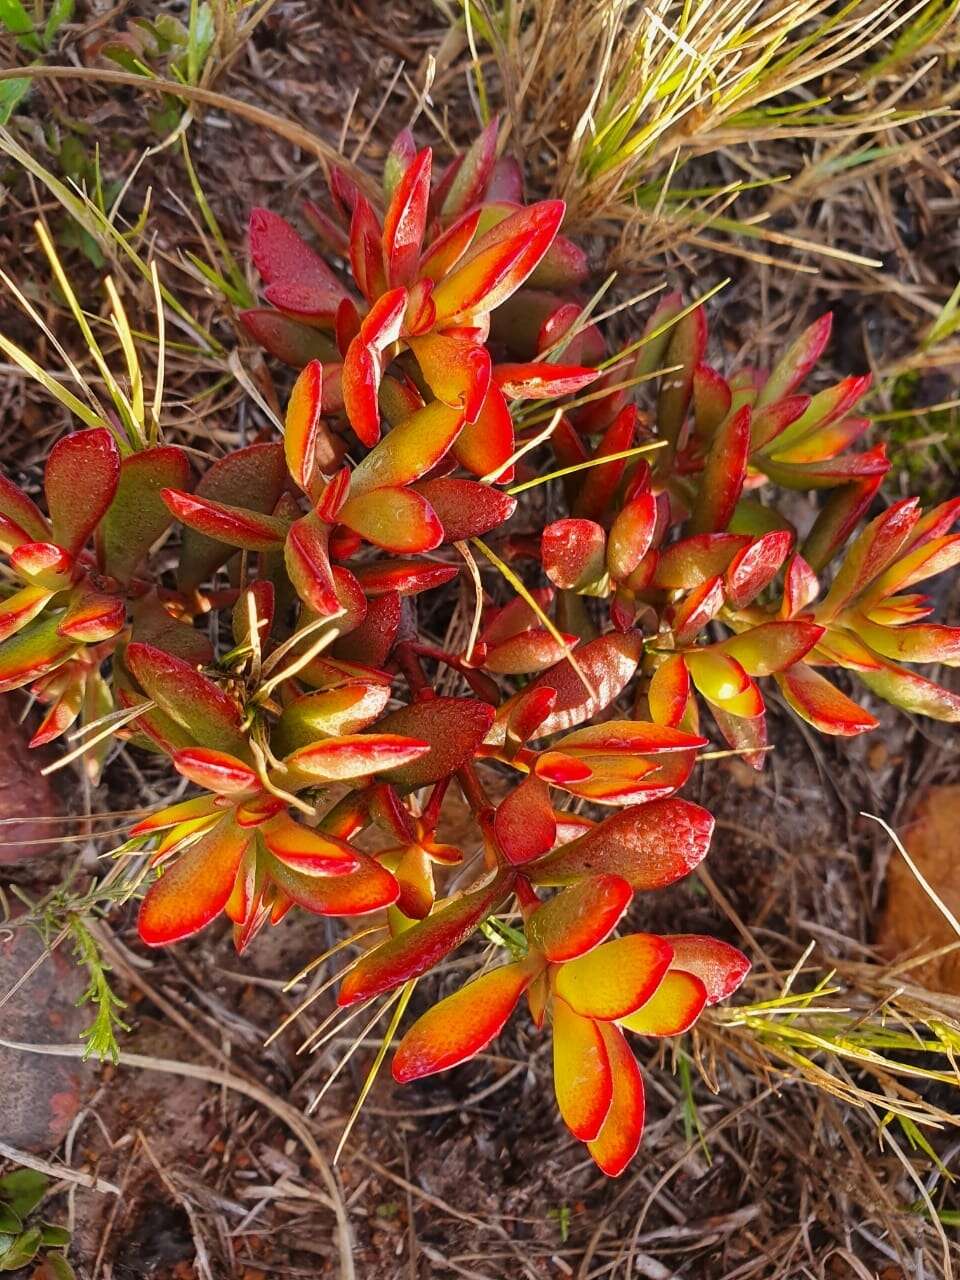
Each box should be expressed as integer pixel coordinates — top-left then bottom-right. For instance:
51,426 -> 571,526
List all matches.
2,117 -> 957,1177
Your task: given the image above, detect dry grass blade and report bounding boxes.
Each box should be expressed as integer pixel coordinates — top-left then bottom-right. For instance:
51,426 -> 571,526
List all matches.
709,955 -> 960,1128
0,1140 -> 120,1195
0,65 -> 376,194
447,0 -> 960,269
0,1037 -> 356,1280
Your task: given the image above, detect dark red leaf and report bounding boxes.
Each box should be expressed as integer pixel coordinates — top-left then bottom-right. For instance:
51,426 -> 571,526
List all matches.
338,871 -> 514,1005
529,798 -> 714,889
45,429 -> 120,556
249,207 -> 347,320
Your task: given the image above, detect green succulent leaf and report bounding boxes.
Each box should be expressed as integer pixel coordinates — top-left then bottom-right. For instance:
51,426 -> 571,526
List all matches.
0,1225 -> 42,1271
99,446 -> 191,583
175,442 -> 286,589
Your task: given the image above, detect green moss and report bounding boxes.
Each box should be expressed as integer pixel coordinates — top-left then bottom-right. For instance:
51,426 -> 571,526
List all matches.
885,372 -> 960,503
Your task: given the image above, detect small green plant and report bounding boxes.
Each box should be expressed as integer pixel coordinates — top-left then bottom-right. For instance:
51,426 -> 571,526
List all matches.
0,0 -> 73,123
96,4 -> 217,133
0,0 -> 73,55
67,916 -> 129,1063
0,1168 -> 75,1277
884,374 -> 960,502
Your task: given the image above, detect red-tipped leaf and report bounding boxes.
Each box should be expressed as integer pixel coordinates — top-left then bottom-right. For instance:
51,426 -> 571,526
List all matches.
392,957 -> 536,1083
587,1023 -> 645,1176
172,747 -> 260,795
775,663 -> 878,735
338,872 -> 514,1005
383,147 -> 431,286
249,207 -> 347,320
542,518 -> 606,590
139,816 -> 250,946
756,313 -> 832,407
431,200 -> 565,324
373,697 -> 496,786
552,997 -> 613,1141
45,429 -> 119,556
164,489 -> 287,552
555,933 -> 673,1020
125,641 -> 246,755
664,934 -> 751,1005
286,733 -> 431,782
527,875 -> 632,963
530,799 -> 714,890
618,970 -> 707,1036
494,775 -> 556,865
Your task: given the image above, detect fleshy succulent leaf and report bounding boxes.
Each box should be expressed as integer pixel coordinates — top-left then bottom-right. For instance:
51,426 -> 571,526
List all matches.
284,359 -> 325,492
172,747 -> 260,795
491,632 -> 643,742
554,934 -> 673,1020
607,494 -> 657,581
45,429 -> 120,557
757,313 -> 833,407
176,443 -> 287,590
0,613 -> 76,693
719,620 -> 824,676
392,957 -> 536,1082
286,733 -> 431,782
690,405 -> 751,534
383,147 -> 431,286
494,774 -> 556,865
264,847 -> 399,917
586,1023 -> 645,1176
657,306 -> 707,447
139,816 -> 250,946
440,116 -> 499,218
99,446 -> 191,583
412,477 -> 516,542
482,628 -> 578,675
408,334 -> 491,422
349,399 -> 465,497
250,207 -> 347,320
125,642 -> 247,755
542,518 -> 606,590
530,799 -> 714,889
775,663 -> 878,735
260,811 -> 361,875
338,872 -> 514,1005
371,697 -> 496,787
527,875 -> 632,963
285,513 -> 341,615
724,530 -> 793,608
664,935 -> 751,1005
338,487 -> 444,554
618,970 -> 707,1036
163,489 -> 288,552
552,996 -> 613,1141
56,591 -> 125,643
0,474 -> 49,547
452,384 -> 515,480
431,200 -> 565,324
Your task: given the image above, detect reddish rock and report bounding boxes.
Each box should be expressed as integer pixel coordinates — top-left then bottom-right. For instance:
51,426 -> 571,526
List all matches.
877,785 -> 960,993
0,699 -> 64,866
0,926 -> 92,1150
